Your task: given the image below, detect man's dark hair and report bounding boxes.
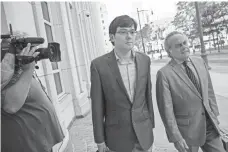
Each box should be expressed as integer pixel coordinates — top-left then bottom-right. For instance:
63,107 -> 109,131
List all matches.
109,15 -> 137,45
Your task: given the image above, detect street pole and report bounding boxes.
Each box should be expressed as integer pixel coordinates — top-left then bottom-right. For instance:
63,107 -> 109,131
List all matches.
195,2 -> 211,69
137,8 -> 146,53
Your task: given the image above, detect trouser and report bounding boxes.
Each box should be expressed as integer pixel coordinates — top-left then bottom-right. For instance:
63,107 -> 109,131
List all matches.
187,112 -> 226,152
187,136 -> 225,152
108,142 -> 153,152
131,143 -> 152,152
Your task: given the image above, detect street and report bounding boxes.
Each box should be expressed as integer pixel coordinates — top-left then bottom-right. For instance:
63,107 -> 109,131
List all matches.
65,52 -> 228,152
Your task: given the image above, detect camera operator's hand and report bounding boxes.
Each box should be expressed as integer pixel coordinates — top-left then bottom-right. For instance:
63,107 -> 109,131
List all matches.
18,43 -> 40,70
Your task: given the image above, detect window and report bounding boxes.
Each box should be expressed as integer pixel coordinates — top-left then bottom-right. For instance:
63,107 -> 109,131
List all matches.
1,3 -> 8,34
53,73 -> 63,94
44,23 -> 58,70
103,26 -> 105,30
41,2 -> 64,97
41,2 -> 50,22
102,20 -> 104,24
44,23 -> 53,42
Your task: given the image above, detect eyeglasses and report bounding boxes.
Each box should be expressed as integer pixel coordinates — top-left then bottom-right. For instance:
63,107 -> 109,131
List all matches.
174,41 -> 189,48
116,30 -> 137,36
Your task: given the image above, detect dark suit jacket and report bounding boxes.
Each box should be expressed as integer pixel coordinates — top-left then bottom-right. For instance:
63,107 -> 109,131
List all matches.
156,57 -> 220,146
90,50 -> 155,152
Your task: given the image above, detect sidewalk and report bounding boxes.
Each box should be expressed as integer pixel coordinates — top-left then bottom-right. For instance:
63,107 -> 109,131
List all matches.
210,67 -> 228,98
64,110 -> 179,152
65,58 -> 228,152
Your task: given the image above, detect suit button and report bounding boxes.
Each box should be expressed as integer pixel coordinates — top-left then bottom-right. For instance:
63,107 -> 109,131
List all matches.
202,112 -> 205,115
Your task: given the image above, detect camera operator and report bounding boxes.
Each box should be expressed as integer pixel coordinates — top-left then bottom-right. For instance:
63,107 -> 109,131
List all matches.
1,43 -> 64,152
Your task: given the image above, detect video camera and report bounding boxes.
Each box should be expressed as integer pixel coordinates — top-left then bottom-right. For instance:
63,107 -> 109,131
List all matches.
1,24 -> 61,65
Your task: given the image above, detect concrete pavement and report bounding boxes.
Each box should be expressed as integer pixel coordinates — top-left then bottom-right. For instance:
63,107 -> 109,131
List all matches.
64,56 -> 228,152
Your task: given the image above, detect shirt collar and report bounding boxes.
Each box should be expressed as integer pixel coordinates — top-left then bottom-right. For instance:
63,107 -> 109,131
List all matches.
114,49 -> 136,62
174,57 -> 190,65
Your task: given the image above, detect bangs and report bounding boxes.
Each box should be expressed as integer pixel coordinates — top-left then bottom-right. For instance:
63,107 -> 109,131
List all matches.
118,18 -> 135,28
109,15 -> 137,35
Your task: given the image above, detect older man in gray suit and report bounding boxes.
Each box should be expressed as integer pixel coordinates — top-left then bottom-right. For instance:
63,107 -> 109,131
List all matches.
90,15 -> 154,152
156,31 -> 225,152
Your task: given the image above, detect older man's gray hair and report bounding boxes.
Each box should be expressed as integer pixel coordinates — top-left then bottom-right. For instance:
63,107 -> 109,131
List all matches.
164,31 -> 185,57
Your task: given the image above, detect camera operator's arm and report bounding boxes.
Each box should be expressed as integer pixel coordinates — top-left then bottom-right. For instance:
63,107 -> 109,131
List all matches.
1,53 -> 15,90
2,43 -> 40,114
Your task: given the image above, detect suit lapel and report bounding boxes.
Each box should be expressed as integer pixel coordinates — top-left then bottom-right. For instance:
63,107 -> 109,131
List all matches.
170,59 -> 202,99
106,50 -> 131,102
132,52 -> 141,104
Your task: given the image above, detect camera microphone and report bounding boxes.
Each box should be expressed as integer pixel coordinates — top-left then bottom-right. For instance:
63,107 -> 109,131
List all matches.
15,37 -> 45,45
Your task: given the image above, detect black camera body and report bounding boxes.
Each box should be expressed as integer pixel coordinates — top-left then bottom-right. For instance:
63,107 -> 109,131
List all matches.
1,24 -> 61,64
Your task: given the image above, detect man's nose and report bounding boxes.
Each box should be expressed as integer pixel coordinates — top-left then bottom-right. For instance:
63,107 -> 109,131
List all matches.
126,32 -> 133,39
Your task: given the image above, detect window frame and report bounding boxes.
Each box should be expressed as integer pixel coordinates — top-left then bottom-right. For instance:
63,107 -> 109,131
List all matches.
41,2 -> 65,99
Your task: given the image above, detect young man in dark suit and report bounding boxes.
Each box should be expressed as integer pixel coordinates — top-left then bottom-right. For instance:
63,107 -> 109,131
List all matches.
90,15 -> 155,152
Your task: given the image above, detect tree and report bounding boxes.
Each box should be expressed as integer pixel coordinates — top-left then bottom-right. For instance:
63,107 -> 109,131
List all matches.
135,31 -> 142,51
172,2 -> 201,46
201,2 -> 228,51
135,23 -> 153,52
141,24 -> 153,42
217,2 -> 228,44
173,2 -> 228,52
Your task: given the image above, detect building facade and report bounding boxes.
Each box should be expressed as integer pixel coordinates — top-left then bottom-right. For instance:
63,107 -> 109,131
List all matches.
1,1 -> 107,151
99,3 -> 113,53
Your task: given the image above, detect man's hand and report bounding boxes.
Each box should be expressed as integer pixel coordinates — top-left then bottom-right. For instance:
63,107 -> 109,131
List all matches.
174,138 -> 189,152
97,142 -> 110,152
18,43 -> 40,70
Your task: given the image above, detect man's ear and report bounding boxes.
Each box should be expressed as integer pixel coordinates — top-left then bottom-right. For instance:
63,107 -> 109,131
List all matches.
109,34 -> 115,43
167,49 -> 172,57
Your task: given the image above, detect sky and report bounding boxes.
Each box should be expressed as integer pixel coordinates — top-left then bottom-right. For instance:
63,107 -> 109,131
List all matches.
104,0 -> 178,25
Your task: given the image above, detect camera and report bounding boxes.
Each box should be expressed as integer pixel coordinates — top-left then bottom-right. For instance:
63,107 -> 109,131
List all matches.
1,24 -> 61,65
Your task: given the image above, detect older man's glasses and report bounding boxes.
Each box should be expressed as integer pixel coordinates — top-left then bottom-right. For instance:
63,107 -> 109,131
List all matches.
116,30 -> 137,36
174,41 -> 189,48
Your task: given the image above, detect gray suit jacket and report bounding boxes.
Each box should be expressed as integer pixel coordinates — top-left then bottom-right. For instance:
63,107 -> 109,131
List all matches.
156,57 -> 220,146
90,50 -> 154,152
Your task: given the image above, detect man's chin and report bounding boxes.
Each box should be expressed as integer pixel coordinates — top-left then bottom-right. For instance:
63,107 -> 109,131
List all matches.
175,55 -> 189,62
182,52 -> 190,58
124,46 -> 134,51
183,55 -> 190,61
